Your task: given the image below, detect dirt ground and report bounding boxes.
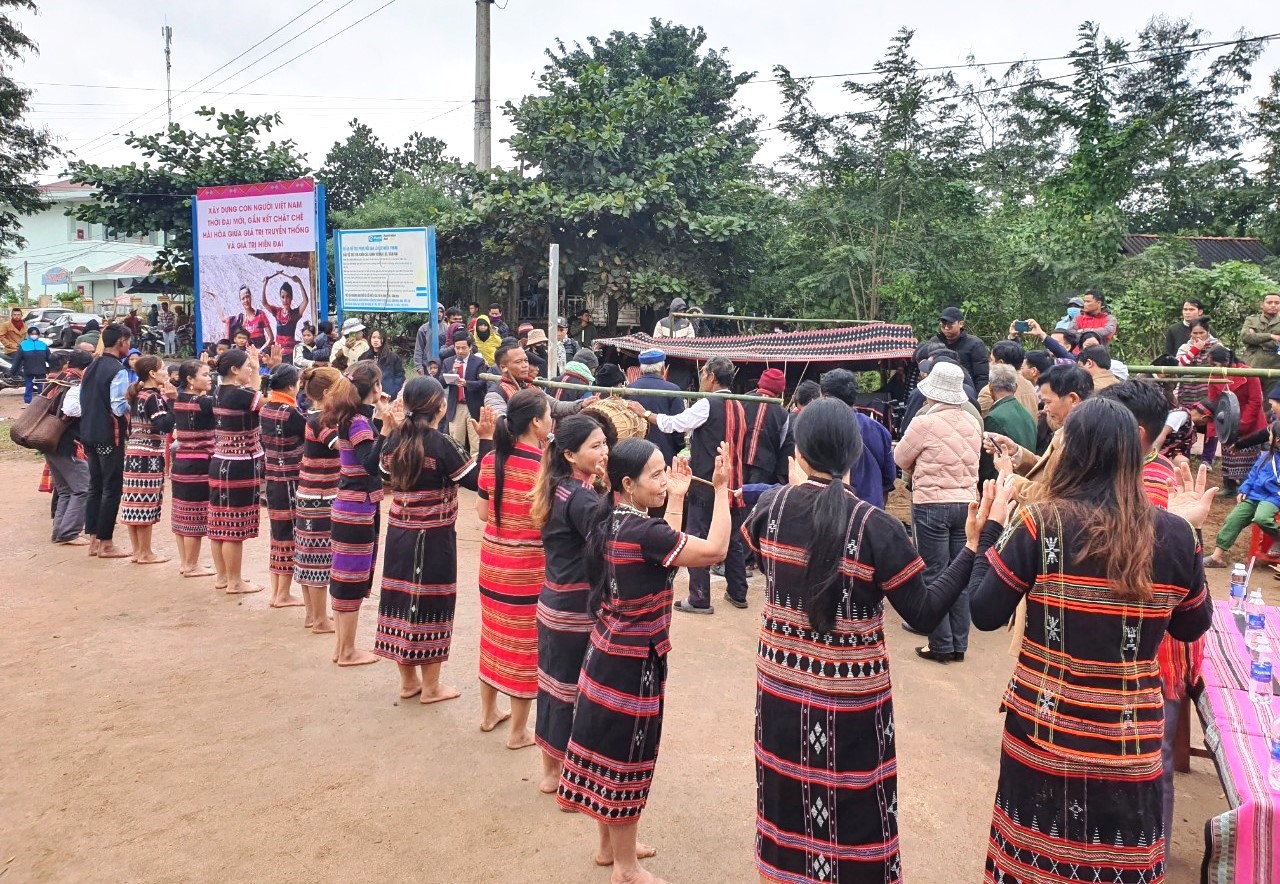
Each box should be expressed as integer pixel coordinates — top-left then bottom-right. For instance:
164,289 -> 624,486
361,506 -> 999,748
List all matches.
0,388 -> 1249,884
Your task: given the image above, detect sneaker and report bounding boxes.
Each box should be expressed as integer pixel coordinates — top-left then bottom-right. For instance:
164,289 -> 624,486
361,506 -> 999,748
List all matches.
723,592 -> 748,610
674,600 -> 714,615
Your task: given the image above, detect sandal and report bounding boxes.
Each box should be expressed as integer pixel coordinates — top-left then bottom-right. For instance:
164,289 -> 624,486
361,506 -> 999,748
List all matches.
1203,559 -> 1228,569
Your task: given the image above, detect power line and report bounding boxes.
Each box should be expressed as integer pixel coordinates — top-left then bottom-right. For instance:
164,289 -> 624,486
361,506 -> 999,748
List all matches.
70,0 -> 332,155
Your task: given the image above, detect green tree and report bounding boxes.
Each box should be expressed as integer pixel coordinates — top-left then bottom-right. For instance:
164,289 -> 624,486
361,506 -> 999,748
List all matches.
317,123 -> 458,221
69,108 -> 310,290
0,0 -> 60,295
445,19 -> 765,326
1250,69 -> 1280,252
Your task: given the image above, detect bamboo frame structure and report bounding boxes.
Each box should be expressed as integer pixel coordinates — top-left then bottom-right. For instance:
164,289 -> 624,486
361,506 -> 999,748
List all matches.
477,373 -> 785,405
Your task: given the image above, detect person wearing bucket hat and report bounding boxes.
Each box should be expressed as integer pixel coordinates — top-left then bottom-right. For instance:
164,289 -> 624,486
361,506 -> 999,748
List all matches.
627,348 -> 685,463
524,328 -> 550,378
930,307 -> 989,393
331,318 -> 369,367
742,369 -> 787,484
894,361 -> 982,663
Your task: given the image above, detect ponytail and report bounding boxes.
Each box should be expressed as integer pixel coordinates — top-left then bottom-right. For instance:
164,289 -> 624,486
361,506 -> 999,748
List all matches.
127,355 -> 165,405
490,388 -> 547,529
302,366 -> 342,405
320,362 -> 381,430
385,377 -> 446,490
530,413 -> 609,527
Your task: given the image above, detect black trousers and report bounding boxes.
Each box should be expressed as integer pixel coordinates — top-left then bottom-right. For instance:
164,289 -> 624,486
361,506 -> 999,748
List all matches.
85,443 -> 125,542
685,496 -> 747,608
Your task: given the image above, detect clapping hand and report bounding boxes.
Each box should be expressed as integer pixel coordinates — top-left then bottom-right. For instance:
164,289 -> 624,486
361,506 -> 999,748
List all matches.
711,440 -> 732,490
1168,461 -> 1217,529
384,398 -> 406,429
666,456 -> 693,499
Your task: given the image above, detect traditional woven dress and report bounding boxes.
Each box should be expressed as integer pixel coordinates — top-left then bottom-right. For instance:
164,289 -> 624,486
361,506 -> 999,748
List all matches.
743,481 -> 974,884
373,431 -> 485,665
171,391 -> 215,537
536,476 -> 601,760
260,394 -> 307,575
328,406 -> 383,612
207,384 -> 263,542
120,389 -> 173,525
293,413 -> 341,586
970,504 -> 1213,884
557,505 -> 687,823
476,442 -> 545,698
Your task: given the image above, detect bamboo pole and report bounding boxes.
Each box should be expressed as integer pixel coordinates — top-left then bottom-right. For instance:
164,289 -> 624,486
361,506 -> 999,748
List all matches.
671,312 -> 879,325
478,373 -> 784,405
1128,364 -> 1280,379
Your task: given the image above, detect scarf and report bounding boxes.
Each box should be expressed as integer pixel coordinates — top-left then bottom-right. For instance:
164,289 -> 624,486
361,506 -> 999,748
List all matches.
266,390 -> 298,407
475,320 -> 491,342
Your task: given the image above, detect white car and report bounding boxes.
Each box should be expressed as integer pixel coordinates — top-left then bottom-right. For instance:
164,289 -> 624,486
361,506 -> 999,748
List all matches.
23,306 -> 71,334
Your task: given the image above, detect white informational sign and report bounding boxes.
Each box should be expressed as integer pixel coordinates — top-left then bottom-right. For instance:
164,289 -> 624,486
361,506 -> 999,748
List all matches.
334,227 -> 436,314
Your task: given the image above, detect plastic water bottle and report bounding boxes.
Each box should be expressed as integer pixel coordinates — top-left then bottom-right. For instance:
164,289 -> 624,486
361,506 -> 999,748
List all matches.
1250,637 -> 1273,702
1245,590 -> 1267,651
1270,717 -> 1280,791
1229,564 -> 1248,613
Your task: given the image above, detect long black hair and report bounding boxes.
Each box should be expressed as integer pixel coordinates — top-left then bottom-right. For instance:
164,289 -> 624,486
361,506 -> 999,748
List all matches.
791,399 -> 863,633
385,376 -> 447,491
530,412 -> 609,527
491,387 -> 548,528
584,437 -> 659,613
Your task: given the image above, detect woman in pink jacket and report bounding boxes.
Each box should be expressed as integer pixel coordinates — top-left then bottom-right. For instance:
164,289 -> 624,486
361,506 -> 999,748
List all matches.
894,361 -> 982,663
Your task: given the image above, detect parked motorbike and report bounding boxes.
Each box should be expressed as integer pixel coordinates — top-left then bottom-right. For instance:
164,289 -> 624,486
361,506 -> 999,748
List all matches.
136,324 -> 165,355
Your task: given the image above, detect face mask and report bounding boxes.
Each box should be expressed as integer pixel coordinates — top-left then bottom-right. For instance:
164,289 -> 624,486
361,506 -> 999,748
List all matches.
1067,307 -> 1081,319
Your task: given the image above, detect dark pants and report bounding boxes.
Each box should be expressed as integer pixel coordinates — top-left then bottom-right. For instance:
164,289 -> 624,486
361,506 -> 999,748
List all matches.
47,451 -> 89,542
23,374 -> 45,404
685,497 -> 747,608
911,502 -> 971,654
85,443 -> 125,542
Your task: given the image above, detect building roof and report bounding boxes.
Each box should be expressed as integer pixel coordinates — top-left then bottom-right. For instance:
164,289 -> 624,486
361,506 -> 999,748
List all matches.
1120,234 -> 1273,268
38,180 -> 94,195
97,256 -> 154,276
595,324 -> 918,365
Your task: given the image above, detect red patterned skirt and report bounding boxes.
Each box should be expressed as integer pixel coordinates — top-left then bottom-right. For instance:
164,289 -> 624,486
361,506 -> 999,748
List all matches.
477,534 -> 543,698
207,455 -> 262,542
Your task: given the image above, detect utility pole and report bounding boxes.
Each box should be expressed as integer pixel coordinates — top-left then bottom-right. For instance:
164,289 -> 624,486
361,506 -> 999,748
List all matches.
161,24 -> 173,126
473,0 -> 493,170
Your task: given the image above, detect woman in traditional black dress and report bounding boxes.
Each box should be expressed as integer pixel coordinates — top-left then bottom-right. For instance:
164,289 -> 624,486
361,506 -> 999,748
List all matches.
171,360 -> 216,577
557,438 -> 732,882
208,348 -> 264,595
120,354 -> 175,564
294,367 -> 343,634
743,399 -> 981,884
374,376 -> 496,700
260,363 -> 308,610
322,361 -> 391,667
528,413 -> 612,795
968,398 -> 1215,884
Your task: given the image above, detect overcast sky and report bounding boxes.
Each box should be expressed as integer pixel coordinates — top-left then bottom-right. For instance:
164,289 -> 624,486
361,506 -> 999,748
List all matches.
10,0 -> 1278,180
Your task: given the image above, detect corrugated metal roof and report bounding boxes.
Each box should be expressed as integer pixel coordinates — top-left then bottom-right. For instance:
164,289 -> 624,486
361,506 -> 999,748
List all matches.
1120,234 -> 1272,268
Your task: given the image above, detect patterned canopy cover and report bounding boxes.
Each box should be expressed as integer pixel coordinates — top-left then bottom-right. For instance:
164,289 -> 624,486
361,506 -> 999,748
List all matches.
595,324 -> 918,365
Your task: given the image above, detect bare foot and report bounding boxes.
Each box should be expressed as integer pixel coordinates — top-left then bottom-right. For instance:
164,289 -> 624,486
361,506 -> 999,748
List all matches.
183,566 -> 217,578
310,622 -> 335,635
400,684 -> 423,699
88,539 -> 101,557
538,774 -> 560,794
226,581 -> 263,595
270,594 -> 305,608
506,728 -> 536,750
480,710 -> 511,733
610,867 -> 665,884
597,844 -> 658,867
59,536 -> 91,546
97,544 -> 132,559
133,553 -> 172,565
335,649 -> 380,667
420,684 -> 461,704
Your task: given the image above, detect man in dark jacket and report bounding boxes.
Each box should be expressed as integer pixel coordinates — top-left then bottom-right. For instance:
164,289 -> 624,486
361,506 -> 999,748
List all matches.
440,331 -> 487,455
932,306 -> 989,392
819,369 -> 896,509
1164,299 -> 1205,359
79,323 -> 134,558
15,325 -> 51,404
627,348 -> 685,464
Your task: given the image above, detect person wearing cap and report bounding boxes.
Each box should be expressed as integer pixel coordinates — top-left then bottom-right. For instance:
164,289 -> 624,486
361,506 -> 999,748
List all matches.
653,297 -> 696,339
524,328 -> 549,378
554,316 -> 579,374
742,368 -> 788,485
440,331 -> 487,455
1066,289 -> 1117,344
330,318 -> 370,368
893,361 -> 982,663
627,349 -> 685,464
931,306 -> 989,392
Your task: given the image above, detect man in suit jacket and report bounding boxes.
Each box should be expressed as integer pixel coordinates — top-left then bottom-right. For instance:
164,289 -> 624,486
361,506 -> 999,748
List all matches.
440,331 -> 487,455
